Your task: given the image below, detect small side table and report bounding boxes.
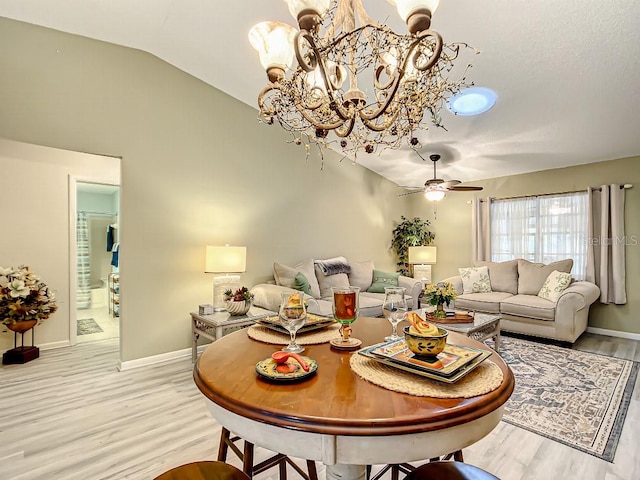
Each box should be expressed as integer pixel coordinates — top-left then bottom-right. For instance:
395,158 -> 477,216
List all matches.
190,307 -> 275,362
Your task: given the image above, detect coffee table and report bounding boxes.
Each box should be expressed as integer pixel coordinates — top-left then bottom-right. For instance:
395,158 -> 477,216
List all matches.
422,310 -> 501,352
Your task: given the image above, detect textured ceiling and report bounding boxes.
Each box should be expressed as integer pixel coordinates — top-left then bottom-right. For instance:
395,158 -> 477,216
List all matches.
1,0 -> 639,188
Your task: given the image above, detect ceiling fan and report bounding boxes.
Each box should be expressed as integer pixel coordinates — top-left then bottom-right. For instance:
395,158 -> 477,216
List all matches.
399,154 -> 483,201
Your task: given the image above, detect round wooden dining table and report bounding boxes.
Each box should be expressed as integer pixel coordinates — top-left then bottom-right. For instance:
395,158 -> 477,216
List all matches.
194,317 -> 514,480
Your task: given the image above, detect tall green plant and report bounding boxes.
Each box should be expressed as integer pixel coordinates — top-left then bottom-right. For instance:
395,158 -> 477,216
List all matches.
391,216 -> 435,276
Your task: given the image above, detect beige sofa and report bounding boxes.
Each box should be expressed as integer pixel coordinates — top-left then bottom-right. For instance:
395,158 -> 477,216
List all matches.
251,257 -> 423,317
442,259 -> 600,343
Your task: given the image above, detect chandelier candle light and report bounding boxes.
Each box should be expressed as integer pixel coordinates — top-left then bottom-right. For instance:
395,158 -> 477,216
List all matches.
249,0 -> 475,158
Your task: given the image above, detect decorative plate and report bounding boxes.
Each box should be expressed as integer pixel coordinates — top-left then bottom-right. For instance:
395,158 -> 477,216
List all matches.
255,356 -> 318,382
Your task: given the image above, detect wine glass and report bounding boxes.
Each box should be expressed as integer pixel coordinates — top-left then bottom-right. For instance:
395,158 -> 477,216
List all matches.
278,292 -> 307,353
330,286 -> 362,350
382,287 -> 407,342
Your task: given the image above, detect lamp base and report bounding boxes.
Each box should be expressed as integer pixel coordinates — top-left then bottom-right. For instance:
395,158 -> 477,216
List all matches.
213,275 -> 241,311
413,264 -> 432,284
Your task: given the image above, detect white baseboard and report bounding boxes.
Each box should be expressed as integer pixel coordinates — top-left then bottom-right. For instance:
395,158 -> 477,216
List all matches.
40,340 -> 72,350
586,326 -> 640,341
117,343 -> 210,371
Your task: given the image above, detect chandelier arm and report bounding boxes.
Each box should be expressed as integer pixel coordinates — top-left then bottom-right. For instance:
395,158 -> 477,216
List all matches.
293,100 -> 348,131
295,31 -> 319,73
334,117 -> 356,138
361,109 -> 400,132
412,30 -> 444,72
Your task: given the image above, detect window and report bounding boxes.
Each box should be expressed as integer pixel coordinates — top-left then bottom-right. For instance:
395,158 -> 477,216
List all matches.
490,192 -> 588,280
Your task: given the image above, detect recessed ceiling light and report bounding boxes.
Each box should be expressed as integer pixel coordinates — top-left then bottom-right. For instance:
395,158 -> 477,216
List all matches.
447,87 -> 497,116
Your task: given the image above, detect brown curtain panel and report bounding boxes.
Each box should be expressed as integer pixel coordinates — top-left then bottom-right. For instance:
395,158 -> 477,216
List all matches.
472,198 -> 491,262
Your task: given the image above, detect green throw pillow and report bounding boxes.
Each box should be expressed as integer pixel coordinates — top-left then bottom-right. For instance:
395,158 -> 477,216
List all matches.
367,270 -> 400,293
292,272 -> 312,296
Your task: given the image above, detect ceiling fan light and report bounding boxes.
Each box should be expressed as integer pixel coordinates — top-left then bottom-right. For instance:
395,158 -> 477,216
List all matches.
249,22 -> 297,81
390,0 -> 439,33
425,189 -> 446,201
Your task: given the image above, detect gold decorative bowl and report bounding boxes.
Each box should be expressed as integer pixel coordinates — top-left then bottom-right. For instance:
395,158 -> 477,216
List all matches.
403,325 -> 448,357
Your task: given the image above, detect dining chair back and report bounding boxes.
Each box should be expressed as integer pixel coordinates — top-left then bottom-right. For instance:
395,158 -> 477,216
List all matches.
404,461 -> 500,480
153,460 -> 250,480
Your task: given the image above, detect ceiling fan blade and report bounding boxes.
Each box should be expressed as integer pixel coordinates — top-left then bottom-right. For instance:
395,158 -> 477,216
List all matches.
397,190 -> 425,197
441,180 -> 462,187
425,178 -> 446,186
448,185 -> 484,191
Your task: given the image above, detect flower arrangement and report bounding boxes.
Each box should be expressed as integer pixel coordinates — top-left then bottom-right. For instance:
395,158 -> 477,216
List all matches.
423,281 -> 458,314
1,266 -> 58,327
223,286 -> 254,303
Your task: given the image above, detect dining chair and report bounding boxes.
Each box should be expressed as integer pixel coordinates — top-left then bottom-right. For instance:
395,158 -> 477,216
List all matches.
367,450 -> 464,480
404,460 -> 500,480
153,460 -> 251,480
218,427 -> 318,480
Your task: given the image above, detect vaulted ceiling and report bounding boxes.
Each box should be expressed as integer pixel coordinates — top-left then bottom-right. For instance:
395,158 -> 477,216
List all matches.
2,0 -> 639,188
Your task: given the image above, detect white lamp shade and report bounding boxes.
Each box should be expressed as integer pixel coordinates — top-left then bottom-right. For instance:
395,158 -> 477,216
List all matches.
205,246 -> 247,273
390,0 -> 440,22
248,21 -> 297,71
283,0 -> 331,21
424,188 -> 446,201
408,246 -> 437,264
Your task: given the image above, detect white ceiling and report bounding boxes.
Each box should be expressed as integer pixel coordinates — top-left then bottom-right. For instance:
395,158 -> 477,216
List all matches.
2,0 -> 640,188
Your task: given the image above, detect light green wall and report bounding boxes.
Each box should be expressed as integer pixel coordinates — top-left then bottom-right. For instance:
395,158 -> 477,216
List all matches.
411,156 -> 640,335
0,18 -> 409,361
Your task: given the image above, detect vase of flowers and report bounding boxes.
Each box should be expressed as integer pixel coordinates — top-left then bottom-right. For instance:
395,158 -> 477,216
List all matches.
423,281 -> 458,318
223,286 -> 254,316
1,265 -> 57,364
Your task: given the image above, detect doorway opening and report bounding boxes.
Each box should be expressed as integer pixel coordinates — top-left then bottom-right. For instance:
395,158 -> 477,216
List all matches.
75,182 -> 120,343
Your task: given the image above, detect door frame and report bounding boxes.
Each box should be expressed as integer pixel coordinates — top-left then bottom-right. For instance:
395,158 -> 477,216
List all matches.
68,174 -> 120,346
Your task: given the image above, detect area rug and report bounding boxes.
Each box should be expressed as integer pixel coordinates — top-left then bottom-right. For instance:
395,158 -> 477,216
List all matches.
77,318 -> 103,335
498,336 -> 639,462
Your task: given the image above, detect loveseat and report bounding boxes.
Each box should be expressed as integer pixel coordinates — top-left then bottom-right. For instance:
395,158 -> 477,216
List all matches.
441,259 -> 600,343
251,257 -> 423,318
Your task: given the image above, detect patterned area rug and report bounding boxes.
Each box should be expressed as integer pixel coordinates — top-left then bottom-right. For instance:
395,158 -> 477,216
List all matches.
499,336 -> 638,462
77,318 -> 103,335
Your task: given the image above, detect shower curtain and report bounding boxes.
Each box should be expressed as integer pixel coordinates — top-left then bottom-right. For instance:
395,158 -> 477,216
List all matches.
76,212 -> 92,309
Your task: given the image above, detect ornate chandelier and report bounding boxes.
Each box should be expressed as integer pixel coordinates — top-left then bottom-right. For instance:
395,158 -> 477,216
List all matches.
248,0 -> 476,159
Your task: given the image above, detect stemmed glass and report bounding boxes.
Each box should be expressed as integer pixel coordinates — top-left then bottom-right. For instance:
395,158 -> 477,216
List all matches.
278,292 -> 307,353
330,286 -> 362,350
383,287 -> 407,341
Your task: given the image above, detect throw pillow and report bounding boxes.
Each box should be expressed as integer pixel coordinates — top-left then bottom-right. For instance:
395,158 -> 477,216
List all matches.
517,259 -> 573,295
459,266 -> 492,294
314,264 -> 350,299
273,259 -> 321,298
472,259 -> 518,295
348,260 -> 374,291
292,272 -> 312,296
367,270 -> 400,293
314,256 -> 351,275
538,270 -> 573,302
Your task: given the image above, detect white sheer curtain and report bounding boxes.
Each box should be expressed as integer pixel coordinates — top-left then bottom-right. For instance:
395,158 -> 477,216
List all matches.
488,193 -> 588,279
586,185 -> 627,304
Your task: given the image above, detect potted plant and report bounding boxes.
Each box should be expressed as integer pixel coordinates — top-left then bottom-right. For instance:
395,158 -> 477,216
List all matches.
391,216 -> 435,276
1,265 -> 57,364
223,286 -> 254,316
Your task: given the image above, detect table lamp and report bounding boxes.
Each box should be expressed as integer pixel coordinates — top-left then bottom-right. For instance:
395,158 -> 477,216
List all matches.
408,245 -> 437,284
205,245 -> 247,311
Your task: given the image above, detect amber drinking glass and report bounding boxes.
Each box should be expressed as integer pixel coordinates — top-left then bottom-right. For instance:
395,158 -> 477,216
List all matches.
330,286 -> 362,350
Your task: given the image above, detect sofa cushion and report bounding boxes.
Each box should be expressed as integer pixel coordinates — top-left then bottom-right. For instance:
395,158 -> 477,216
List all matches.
273,259 -> 321,298
348,260 -> 374,291
473,259 -> 518,295
454,292 -> 513,314
538,270 -> 573,302
292,272 -> 312,296
357,293 -> 387,317
459,266 -> 492,294
315,265 -> 350,299
500,294 -> 556,321
517,259 -> 573,295
367,270 -> 400,293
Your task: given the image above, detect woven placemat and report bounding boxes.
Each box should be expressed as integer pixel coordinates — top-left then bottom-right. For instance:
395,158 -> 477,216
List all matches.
247,324 -> 341,345
350,353 -> 503,398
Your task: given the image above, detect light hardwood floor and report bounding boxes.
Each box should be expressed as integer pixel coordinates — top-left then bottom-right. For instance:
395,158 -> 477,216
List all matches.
1,333 -> 638,480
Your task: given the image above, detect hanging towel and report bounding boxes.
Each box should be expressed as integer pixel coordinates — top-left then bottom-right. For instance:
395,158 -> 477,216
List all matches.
111,243 -> 119,267
106,225 -> 115,252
